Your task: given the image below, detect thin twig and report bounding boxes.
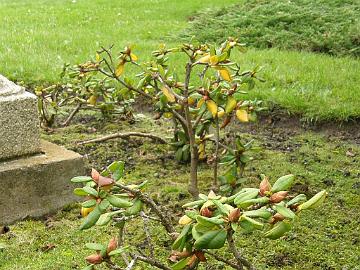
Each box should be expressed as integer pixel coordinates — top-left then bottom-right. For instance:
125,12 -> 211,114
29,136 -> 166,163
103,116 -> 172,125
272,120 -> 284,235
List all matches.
61,103 -> 82,127
227,230 -> 255,270
125,258 -> 137,270
204,251 -> 242,270
131,254 -> 171,270
140,211 -> 154,257
77,132 -> 167,145
114,183 -> 176,237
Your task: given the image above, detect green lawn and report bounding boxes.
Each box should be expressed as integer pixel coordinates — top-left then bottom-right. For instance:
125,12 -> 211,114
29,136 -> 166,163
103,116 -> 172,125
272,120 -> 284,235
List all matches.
0,0 -> 360,121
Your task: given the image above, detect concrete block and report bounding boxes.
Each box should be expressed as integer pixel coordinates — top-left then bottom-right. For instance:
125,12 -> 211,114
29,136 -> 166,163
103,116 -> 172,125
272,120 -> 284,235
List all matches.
0,140 -> 84,225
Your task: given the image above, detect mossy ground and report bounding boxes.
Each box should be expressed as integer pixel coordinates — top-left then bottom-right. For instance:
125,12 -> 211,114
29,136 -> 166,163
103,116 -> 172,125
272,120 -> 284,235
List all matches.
1,113 -> 359,269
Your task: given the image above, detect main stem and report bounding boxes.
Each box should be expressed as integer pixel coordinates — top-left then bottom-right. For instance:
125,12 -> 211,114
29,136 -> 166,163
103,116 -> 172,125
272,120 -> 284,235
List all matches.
213,117 -> 220,191
183,60 -> 199,199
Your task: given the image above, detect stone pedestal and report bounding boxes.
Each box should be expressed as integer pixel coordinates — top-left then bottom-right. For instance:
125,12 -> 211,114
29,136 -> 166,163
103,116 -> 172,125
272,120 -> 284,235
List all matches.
0,75 -> 85,225
0,75 -> 40,160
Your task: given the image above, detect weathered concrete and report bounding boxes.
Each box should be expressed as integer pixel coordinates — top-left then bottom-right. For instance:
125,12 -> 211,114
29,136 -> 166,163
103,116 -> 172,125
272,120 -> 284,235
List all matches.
0,140 -> 84,225
0,75 -> 40,160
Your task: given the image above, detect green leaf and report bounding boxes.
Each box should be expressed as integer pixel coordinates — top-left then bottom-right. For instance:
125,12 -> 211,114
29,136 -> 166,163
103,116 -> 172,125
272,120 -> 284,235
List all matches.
83,186 -> 98,197
271,174 -> 294,192
194,229 -> 227,249
171,257 -> 191,270
81,265 -> 94,270
237,197 -> 269,209
211,200 -> 230,216
73,188 -> 88,196
85,243 -> 105,251
96,213 -> 112,226
286,194 -> 307,207
239,216 -> 263,232
98,199 -> 110,212
125,199 -> 143,216
0,243 -> 6,250
298,190 -> 327,211
243,209 -> 272,219
107,194 -> 133,208
264,221 -> 292,240
182,200 -> 206,209
82,199 -> 97,208
71,176 -> 93,183
172,224 -> 191,251
80,205 -> 102,230
196,216 -> 224,227
275,205 -> 296,220
234,189 -> 259,205
108,248 -> 125,256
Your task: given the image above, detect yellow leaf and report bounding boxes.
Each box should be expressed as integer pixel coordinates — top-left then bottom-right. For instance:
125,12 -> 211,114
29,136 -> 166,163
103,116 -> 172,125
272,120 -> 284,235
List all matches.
206,100 -> 218,118
163,112 -> 173,118
115,62 -> 125,77
210,55 -> 219,65
198,142 -> 206,159
179,215 -> 192,225
236,109 -> 249,122
225,96 -> 237,113
197,53 -> 210,63
88,95 -> 97,105
188,96 -> 195,105
95,53 -> 100,62
217,110 -> 225,118
161,87 -> 175,103
219,68 -> 232,82
130,53 -> 138,61
197,98 -> 205,109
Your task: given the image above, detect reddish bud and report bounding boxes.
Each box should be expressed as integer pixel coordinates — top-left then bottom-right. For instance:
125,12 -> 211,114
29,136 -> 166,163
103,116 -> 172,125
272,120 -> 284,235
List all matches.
228,208 -> 241,222
259,177 -> 271,196
91,168 -> 100,183
86,253 -> 103,264
98,175 -> 115,188
200,207 -> 213,218
194,251 -> 207,262
270,191 -> 288,203
107,237 -> 117,254
270,213 -> 285,224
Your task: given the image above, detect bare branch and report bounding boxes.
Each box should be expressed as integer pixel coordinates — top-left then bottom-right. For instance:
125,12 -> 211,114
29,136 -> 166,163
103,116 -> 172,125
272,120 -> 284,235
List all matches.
77,132 -> 167,145
61,103 -> 82,127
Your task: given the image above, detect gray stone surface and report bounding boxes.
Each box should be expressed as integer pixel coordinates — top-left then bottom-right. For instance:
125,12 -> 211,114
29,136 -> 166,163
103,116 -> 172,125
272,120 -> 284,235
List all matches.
0,75 -> 41,160
0,140 -> 84,225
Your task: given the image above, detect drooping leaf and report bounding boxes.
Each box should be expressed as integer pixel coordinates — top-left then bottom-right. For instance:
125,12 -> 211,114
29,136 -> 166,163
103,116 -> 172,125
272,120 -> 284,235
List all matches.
298,190 -> 327,211
225,96 -> 237,114
80,205 -> 102,230
264,221 -> 292,239
206,100 -> 218,118
194,229 -> 227,249
107,194 -> 133,208
115,62 -> 125,77
162,87 -> 176,103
